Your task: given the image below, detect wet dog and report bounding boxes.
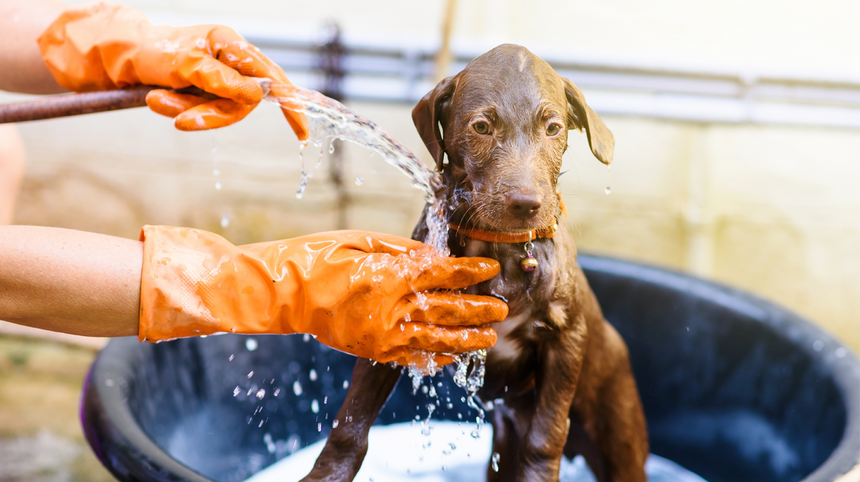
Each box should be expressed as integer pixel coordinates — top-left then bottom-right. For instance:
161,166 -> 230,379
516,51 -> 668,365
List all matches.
302,44 -> 648,482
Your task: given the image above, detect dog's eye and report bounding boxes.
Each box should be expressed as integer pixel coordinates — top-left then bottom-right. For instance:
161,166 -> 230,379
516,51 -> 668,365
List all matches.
546,123 -> 562,136
473,122 -> 490,135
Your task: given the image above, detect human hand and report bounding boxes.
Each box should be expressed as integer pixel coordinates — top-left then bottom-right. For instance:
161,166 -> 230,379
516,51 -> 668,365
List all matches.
38,3 -> 308,138
139,227 -> 508,369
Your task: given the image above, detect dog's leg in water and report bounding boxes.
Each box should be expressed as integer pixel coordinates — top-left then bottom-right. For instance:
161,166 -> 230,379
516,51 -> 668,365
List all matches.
300,359 -> 401,482
517,316 -> 587,481
592,340 -> 649,482
487,394 -> 533,482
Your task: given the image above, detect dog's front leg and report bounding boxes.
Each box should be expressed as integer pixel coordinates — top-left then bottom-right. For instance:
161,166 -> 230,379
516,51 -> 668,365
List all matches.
300,359 -> 401,482
516,316 -> 587,481
487,393 -> 534,482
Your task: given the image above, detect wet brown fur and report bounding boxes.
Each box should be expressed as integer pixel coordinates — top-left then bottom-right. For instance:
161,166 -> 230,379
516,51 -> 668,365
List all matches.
302,44 -> 648,482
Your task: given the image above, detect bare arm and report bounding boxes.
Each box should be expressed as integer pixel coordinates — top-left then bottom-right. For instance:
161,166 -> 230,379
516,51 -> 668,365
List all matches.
0,0 -> 68,94
0,226 -> 141,337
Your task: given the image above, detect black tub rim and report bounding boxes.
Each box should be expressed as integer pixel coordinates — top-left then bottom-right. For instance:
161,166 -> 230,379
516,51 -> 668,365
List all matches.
82,337 -> 210,481
80,253 -> 860,482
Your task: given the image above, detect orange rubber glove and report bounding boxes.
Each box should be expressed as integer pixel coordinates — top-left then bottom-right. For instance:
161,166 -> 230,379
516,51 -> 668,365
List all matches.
139,226 -> 507,368
38,2 -> 308,138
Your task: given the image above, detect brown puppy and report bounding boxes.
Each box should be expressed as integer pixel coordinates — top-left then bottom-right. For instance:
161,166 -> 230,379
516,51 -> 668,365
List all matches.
302,44 -> 648,482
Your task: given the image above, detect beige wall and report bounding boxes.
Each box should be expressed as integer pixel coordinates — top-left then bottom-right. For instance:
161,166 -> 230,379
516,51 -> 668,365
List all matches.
560,116 -> 860,352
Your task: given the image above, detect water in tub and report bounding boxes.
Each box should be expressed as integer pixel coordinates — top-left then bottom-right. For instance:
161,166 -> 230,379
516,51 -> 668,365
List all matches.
242,86 -> 706,481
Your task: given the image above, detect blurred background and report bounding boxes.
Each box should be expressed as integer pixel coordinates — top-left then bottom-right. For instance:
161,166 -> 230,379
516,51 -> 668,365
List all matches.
0,0 -> 858,480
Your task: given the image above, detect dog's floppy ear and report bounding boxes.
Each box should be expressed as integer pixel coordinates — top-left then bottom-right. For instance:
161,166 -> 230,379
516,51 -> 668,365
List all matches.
412,75 -> 458,171
563,78 -> 614,166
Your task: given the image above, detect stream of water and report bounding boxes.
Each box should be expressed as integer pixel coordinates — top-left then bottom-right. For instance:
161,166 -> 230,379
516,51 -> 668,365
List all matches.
264,85 -> 488,430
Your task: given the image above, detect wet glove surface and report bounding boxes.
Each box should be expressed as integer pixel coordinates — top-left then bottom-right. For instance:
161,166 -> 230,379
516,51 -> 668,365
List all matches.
38,2 -> 308,137
139,226 -> 507,368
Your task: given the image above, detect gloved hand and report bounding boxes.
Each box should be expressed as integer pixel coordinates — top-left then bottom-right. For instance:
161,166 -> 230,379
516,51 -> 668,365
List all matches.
139,226 -> 508,368
38,2 -> 308,138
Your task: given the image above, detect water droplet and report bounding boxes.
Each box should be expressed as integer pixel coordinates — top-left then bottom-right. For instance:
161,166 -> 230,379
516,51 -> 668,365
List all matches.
247,371 -> 254,378
220,214 -> 230,228
354,177 -> 364,186
311,399 -> 319,413
317,423 -> 322,432
296,171 -> 308,199
492,452 -> 501,472
213,169 -> 220,176
400,324 -> 405,331
309,369 -> 318,381
228,354 -> 234,361
215,181 -> 222,190
256,389 -> 266,399
273,388 -> 281,397
245,338 -> 257,351
303,334 -> 310,342
343,380 -> 349,389
293,381 -> 303,396
328,138 -> 336,154
332,419 -> 339,428
233,386 -> 241,397
605,186 -> 611,195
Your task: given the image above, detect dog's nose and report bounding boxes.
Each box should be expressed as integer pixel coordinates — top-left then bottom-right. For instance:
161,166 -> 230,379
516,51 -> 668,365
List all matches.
506,192 -> 542,218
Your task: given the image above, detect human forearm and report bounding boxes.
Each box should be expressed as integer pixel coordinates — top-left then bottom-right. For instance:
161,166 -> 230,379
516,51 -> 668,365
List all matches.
0,0 -> 68,94
0,226 -> 141,337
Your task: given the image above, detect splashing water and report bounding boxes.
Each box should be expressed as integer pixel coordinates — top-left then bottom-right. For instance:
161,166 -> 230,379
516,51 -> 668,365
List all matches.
267,84 -> 489,436
453,350 -> 488,438
265,85 -> 448,255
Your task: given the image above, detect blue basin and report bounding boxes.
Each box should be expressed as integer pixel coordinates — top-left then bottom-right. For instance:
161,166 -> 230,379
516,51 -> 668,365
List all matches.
80,255 -> 860,482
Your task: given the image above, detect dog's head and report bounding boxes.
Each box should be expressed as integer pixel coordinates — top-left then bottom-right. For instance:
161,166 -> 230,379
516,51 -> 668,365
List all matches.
413,44 -> 614,233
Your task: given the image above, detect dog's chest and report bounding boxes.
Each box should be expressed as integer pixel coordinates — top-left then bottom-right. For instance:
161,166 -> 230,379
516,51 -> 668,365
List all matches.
458,238 -> 562,363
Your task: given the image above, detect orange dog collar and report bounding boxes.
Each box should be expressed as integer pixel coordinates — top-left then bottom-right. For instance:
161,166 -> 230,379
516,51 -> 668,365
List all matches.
448,196 -> 567,244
